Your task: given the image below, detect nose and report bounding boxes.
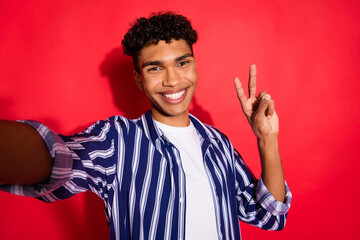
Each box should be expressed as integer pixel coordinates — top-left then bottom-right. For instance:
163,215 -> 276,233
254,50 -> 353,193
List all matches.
163,68 -> 182,87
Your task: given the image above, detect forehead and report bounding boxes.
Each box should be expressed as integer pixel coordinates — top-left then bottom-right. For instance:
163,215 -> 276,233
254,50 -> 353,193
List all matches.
138,39 -> 192,65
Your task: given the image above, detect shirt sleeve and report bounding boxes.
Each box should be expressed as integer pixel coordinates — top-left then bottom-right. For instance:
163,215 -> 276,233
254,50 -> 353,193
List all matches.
0,118 -> 122,204
256,177 -> 292,216
234,150 -> 292,231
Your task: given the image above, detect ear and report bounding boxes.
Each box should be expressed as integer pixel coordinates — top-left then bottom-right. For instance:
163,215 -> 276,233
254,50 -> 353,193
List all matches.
133,71 -> 143,90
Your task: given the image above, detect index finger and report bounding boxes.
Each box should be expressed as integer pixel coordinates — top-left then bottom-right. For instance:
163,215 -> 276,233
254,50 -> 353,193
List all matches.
234,77 -> 248,108
249,64 -> 257,98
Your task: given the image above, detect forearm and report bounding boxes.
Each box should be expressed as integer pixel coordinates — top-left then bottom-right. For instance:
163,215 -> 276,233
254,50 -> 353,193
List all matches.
0,120 -> 53,185
258,135 -> 285,202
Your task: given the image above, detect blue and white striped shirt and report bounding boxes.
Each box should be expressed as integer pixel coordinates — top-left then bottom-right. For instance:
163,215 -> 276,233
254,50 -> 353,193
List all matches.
1,111 -> 292,239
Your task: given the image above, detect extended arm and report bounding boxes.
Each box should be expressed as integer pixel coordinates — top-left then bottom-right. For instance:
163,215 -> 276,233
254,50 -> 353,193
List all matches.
234,65 -> 285,202
0,120 -> 53,185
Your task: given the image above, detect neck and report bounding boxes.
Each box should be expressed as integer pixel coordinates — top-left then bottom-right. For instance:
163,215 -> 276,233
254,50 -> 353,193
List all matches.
151,110 -> 190,127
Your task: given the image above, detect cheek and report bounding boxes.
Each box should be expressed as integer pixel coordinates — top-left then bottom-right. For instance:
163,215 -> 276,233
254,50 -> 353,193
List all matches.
183,67 -> 198,84
142,76 -> 161,94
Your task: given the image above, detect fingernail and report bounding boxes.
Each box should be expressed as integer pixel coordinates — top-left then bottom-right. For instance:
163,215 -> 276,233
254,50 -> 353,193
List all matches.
264,95 -> 270,101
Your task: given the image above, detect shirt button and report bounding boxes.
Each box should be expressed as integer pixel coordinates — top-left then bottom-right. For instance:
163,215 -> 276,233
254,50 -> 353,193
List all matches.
179,197 -> 184,203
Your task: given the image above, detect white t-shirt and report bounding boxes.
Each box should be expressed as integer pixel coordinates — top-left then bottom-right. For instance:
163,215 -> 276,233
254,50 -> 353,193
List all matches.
155,120 -> 218,240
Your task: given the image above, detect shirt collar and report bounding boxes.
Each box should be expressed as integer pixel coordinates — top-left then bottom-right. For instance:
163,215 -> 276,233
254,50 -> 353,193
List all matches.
142,110 -> 164,143
142,110 -> 217,144
189,113 -> 217,142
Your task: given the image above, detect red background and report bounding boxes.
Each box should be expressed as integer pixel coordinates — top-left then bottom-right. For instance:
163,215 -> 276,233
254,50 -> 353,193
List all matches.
1,0 -> 359,239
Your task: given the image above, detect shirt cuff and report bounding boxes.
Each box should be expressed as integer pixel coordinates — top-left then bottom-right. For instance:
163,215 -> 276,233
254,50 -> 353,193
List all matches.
0,120 -> 73,198
256,177 -> 292,215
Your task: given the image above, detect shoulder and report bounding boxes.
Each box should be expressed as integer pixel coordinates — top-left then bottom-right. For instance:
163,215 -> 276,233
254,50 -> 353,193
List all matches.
60,115 -> 145,141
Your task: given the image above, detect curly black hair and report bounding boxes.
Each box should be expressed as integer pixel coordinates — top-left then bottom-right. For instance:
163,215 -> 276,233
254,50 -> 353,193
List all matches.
121,12 -> 198,72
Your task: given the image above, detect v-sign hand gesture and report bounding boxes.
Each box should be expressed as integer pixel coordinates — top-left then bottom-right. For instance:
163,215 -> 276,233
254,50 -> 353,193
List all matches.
234,64 -> 279,140
234,65 -> 285,202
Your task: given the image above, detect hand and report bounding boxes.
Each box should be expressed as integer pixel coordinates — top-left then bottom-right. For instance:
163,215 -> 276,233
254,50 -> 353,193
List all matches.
234,64 -> 279,139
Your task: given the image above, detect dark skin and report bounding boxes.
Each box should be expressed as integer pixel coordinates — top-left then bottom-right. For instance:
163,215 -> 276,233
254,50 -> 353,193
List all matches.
0,52 -> 285,202
234,64 -> 285,201
0,120 -> 53,185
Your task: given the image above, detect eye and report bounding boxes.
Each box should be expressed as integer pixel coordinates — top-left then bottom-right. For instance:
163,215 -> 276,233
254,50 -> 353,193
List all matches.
177,61 -> 189,67
147,66 -> 162,72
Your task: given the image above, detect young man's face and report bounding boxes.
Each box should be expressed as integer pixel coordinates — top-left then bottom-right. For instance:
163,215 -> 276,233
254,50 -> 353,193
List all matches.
134,39 -> 198,127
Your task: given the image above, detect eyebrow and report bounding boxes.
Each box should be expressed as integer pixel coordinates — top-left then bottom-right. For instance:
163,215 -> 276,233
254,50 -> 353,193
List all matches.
142,60 -> 161,69
142,53 -> 194,69
175,53 -> 193,62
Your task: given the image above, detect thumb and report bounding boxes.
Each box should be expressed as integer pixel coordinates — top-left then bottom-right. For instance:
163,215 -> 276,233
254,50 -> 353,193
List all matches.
256,94 -> 271,116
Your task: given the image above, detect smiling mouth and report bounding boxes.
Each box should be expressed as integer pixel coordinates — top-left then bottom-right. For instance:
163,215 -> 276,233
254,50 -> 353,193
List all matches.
162,89 -> 186,100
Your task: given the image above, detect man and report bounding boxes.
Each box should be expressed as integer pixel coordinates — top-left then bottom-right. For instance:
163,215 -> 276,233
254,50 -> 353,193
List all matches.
0,12 -> 291,239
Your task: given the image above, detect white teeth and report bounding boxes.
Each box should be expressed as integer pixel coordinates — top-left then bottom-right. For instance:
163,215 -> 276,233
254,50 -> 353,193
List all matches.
163,90 -> 185,100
